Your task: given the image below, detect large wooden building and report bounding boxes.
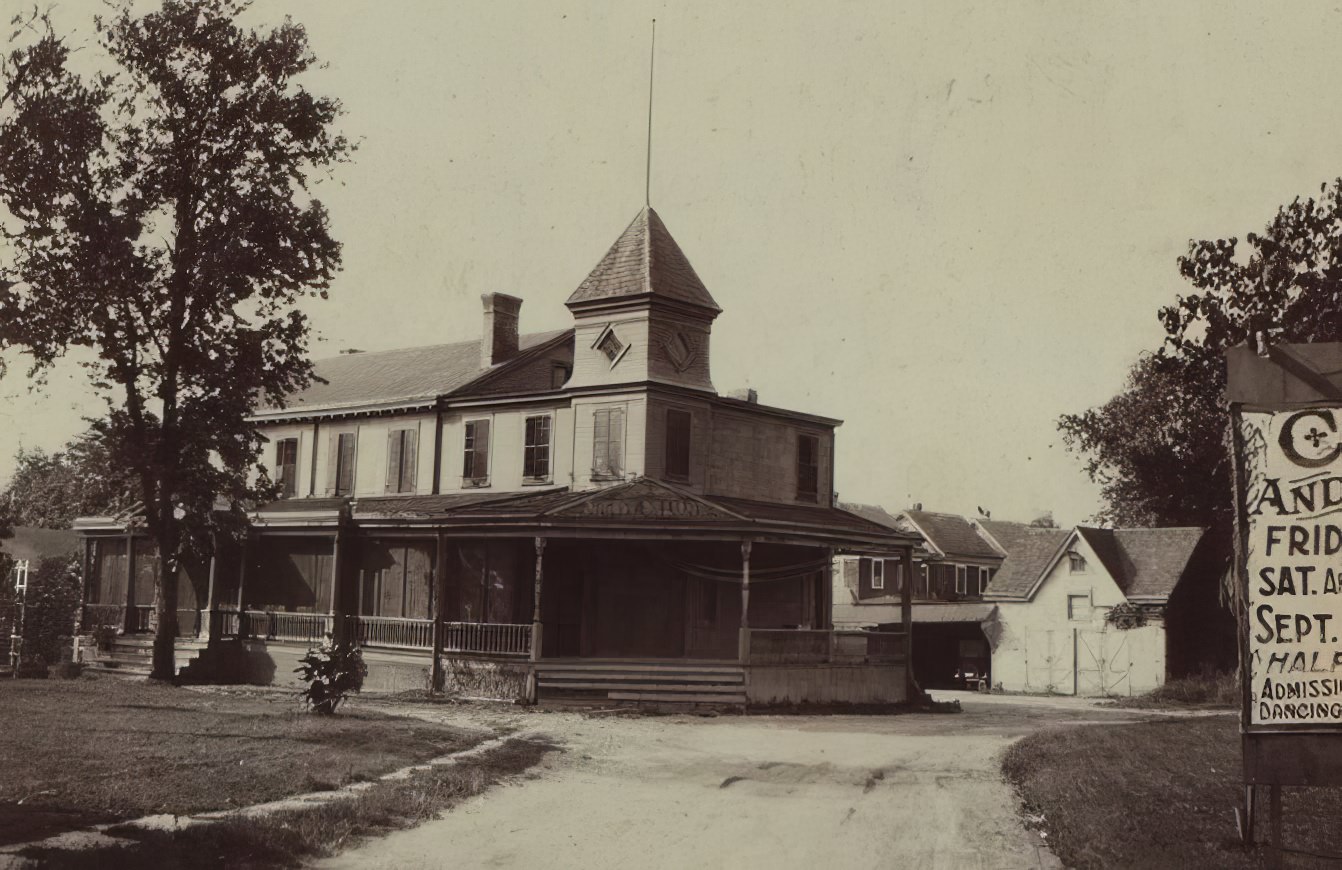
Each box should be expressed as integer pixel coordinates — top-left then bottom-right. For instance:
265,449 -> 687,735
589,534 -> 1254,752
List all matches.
75,207 -> 920,706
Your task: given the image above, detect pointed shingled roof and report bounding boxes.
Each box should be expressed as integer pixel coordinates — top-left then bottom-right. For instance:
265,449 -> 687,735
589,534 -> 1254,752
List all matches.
566,207 -> 721,313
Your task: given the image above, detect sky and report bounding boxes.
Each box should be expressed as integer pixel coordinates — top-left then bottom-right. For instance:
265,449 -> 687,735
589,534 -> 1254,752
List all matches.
3,1 -> 1342,526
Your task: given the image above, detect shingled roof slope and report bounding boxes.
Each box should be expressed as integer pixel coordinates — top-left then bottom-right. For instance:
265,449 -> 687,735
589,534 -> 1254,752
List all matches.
257,329 -> 570,415
839,502 -> 918,534
2,527 -> 78,563
975,519 -> 1033,556
1079,526 -> 1205,600
903,510 -> 1001,560
981,528 -> 1070,599
566,207 -> 721,312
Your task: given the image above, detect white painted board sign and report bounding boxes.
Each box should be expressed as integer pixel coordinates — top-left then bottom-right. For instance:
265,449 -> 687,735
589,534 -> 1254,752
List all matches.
1242,407 -> 1342,727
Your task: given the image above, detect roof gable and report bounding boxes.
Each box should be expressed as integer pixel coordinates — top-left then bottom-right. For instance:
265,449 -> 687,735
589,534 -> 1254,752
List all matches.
903,510 -> 1002,560
1107,527 -> 1205,600
566,207 -> 721,312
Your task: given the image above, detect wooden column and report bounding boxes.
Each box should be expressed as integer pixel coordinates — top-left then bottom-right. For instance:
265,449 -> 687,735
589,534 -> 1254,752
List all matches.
202,534 -> 218,640
900,544 -> 916,702
738,539 -> 752,663
123,527 -> 136,633
329,528 -> 343,642
531,537 -> 546,662
430,532 -> 447,693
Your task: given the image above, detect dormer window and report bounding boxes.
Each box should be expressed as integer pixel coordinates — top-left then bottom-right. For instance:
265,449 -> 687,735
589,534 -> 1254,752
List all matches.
598,330 -> 624,362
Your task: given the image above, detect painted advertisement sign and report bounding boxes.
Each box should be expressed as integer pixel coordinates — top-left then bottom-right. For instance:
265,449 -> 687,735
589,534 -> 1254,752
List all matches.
1242,407 -> 1342,727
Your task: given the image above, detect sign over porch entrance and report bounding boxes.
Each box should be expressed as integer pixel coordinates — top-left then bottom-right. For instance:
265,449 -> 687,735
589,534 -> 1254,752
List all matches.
549,479 -> 740,522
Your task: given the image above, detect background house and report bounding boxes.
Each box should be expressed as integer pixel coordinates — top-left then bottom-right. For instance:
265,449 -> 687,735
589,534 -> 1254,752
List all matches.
983,525 -> 1207,696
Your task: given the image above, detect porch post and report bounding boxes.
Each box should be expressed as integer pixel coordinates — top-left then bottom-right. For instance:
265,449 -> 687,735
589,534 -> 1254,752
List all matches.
527,537 -> 546,705
430,532 -> 447,693
329,528 -> 342,642
123,527 -> 136,633
738,539 -> 752,663
900,543 -> 916,702
531,537 -> 546,662
236,533 -> 249,638
203,535 -> 218,639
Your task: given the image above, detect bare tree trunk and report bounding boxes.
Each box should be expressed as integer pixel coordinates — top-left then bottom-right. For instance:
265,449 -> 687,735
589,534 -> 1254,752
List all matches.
150,520 -> 180,681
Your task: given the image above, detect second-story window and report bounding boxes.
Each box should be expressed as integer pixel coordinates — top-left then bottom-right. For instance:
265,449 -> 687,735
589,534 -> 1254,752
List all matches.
665,408 -> 691,480
463,420 -> 490,487
871,559 -> 885,590
333,432 -> 356,497
276,438 -> 299,499
796,433 -> 820,502
956,566 -> 967,595
981,568 -> 994,595
524,415 -> 552,482
592,407 -> 625,479
385,428 -> 418,494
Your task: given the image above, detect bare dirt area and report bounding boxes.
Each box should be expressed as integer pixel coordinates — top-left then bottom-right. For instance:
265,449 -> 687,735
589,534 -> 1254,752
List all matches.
319,693 -> 1146,870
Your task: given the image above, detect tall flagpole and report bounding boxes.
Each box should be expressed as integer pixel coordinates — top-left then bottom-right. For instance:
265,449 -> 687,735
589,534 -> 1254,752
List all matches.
646,19 -> 656,207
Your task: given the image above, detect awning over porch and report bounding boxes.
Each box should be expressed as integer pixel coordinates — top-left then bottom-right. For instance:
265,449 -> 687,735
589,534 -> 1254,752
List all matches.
348,477 -> 921,551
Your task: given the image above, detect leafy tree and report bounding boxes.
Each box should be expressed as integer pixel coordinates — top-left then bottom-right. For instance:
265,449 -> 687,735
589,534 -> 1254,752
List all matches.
1061,179 -> 1342,550
3,552 -> 82,670
0,1 -> 350,679
2,427 -> 134,528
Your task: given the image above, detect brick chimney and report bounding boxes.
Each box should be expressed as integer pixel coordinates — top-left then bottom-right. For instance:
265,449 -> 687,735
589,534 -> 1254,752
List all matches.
481,292 -> 522,367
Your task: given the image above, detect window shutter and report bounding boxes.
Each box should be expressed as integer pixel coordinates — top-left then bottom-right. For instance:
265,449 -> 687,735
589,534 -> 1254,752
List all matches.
592,409 -> 609,475
666,409 -> 691,479
402,428 -> 418,492
337,432 -> 356,495
326,432 -> 338,496
463,422 -> 475,479
385,430 -> 402,493
858,558 -> 871,591
609,408 -> 624,476
843,559 -> 858,590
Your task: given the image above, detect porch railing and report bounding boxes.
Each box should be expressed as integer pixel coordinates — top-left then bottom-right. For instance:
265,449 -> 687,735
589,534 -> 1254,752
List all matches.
82,604 -> 124,632
442,621 -> 532,657
210,608 -> 333,644
345,616 -> 434,650
128,605 -> 155,633
742,628 -> 906,665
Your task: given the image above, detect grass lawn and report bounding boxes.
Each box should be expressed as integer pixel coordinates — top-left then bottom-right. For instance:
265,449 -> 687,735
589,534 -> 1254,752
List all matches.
1004,716 -> 1342,868
1106,672 -> 1238,710
0,676 -> 484,846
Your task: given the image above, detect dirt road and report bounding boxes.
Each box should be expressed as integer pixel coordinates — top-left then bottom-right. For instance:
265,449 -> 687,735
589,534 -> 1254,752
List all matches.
321,694 -> 1139,870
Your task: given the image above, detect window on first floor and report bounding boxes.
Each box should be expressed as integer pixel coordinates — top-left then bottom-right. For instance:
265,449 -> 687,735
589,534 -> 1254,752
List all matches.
524,415 -> 552,482
796,433 -> 820,502
1068,593 -> 1090,621
463,419 -> 491,486
665,408 -> 692,480
592,407 -> 625,479
385,427 -> 418,494
871,558 -> 885,590
276,437 -> 299,498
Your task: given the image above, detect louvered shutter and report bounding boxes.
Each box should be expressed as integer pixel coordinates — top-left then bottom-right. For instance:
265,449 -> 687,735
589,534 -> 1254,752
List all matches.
385,430 -> 402,493
402,428 -> 418,492
843,559 -> 858,590
609,408 -> 624,476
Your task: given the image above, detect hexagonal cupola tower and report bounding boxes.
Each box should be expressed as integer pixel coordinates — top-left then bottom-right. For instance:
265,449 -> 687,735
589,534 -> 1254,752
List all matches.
563,207 -> 721,393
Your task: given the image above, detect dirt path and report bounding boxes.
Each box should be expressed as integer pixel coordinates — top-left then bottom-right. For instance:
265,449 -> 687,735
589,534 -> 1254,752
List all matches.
320,694 -> 1143,870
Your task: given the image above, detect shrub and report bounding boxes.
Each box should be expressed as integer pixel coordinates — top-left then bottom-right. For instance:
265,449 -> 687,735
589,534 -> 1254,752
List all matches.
2,552 -> 81,674
295,636 -> 368,715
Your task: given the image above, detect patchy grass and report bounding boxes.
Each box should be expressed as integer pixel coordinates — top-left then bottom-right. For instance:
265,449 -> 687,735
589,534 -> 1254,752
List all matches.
1107,672 -> 1239,709
0,676 -> 483,845
1003,716 -> 1342,868
20,737 -> 558,869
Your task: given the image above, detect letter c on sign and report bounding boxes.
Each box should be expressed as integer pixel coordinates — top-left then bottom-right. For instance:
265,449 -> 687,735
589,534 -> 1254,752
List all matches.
1279,410 -> 1342,469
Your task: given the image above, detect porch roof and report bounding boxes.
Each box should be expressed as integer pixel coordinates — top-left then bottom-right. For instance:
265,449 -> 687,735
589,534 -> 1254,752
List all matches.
350,477 -> 921,550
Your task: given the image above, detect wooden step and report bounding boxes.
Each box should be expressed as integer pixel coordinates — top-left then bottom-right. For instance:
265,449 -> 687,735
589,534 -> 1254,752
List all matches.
537,670 -> 743,683
607,691 -> 747,704
537,681 -> 745,694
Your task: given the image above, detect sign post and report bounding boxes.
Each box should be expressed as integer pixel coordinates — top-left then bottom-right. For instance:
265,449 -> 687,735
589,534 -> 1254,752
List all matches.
1228,342 -> 1342,867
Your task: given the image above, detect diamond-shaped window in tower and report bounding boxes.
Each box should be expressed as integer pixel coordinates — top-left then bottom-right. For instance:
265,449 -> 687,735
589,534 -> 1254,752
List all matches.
598,329 -> 625,363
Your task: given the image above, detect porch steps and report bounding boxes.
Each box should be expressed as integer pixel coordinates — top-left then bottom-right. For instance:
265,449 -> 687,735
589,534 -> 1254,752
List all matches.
535,660 -> 747,708
85,636 -> 207,677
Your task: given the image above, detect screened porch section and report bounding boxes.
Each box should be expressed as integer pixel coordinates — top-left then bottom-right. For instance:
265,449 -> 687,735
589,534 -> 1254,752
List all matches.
81,534 -> 211,637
